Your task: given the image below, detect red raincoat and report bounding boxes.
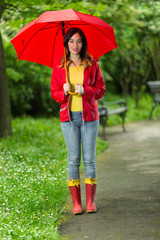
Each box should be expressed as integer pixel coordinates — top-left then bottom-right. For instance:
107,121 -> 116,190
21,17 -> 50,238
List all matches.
51,60 -> 106,122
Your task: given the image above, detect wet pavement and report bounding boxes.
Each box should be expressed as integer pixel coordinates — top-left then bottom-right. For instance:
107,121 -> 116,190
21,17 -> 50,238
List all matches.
60,120 -> 160,240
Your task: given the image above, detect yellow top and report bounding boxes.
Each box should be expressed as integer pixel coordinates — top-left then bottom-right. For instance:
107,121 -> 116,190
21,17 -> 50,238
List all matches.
69,65 -> 84,112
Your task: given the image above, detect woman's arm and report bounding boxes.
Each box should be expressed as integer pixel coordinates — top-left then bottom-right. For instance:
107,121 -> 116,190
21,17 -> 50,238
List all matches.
83,61 -> 106,103
50,69 -> 69,104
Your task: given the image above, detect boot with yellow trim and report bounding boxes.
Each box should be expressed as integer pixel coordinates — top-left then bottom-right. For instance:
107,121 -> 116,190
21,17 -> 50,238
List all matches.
85,177 -> 97,213
68,178 -> 83,215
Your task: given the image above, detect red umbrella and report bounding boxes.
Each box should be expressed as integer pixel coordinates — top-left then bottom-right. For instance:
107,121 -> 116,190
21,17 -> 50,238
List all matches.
10,9 -> 117,66
10,9 -> 118,94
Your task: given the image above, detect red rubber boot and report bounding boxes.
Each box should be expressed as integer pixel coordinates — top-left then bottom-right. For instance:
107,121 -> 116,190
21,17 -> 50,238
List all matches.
68,179 -> 83,215
85,178 -> 97,213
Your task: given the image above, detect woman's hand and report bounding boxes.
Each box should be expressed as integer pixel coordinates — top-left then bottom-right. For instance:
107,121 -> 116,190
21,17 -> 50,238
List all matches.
63,83 -> 71,96
75,84 -> 84,95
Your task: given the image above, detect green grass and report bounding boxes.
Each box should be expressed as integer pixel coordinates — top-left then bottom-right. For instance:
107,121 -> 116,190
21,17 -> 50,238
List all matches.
126,94 -> 160,122
0,117 -> 108,239
96,138 -> 109,155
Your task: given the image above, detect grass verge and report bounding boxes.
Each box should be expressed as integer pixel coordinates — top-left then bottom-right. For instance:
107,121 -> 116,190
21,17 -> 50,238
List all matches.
0,117 -> 108,239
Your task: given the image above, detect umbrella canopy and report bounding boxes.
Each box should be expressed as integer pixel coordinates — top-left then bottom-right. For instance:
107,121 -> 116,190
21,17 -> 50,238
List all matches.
10,9 -> 118,68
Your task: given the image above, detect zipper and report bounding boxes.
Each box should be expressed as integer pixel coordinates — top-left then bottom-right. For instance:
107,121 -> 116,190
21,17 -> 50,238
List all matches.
67,68 -> 72,122
82,66 -> 85,130
67,95 -> 71,122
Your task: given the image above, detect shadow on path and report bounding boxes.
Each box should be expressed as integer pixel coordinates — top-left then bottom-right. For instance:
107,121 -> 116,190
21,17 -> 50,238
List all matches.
59,120 -> 160,240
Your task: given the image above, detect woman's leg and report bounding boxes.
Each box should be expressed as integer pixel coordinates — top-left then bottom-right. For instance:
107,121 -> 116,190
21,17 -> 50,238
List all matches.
61,120 -> 81,180
81,120 -> 99,179
81,120 -> 99,213
61,112 -> 83,214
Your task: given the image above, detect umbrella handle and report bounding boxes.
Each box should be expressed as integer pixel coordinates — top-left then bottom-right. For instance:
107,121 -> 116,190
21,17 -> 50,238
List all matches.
66,75 -> 78,95
64,47 -> 77,96
68,91 -> 77,95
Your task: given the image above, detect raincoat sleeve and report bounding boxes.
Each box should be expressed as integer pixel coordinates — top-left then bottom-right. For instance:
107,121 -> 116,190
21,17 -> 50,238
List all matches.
50,68 -> 69,104
83,61 -> 106,102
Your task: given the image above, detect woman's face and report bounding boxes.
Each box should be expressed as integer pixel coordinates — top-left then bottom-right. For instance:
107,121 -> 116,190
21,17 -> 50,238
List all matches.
68,32 -> 82,57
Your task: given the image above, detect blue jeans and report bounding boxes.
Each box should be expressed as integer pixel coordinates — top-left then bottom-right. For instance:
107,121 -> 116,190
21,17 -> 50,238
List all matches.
61,112 -> 99,180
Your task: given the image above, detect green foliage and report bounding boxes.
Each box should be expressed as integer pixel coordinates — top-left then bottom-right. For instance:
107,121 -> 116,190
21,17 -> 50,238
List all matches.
3,38 -> 59,117
100,0 -> 160,104
1,0 -> 160,116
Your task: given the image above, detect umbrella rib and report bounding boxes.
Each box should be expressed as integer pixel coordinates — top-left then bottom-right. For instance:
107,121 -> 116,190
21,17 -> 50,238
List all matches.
51,24 -> 62,68
50,21 -> 72,68
40,23 -> 60,30
19,22 -> 55,59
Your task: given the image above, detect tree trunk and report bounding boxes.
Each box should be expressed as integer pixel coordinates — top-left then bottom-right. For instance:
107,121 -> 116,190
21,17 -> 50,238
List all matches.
0,4 -> 12,138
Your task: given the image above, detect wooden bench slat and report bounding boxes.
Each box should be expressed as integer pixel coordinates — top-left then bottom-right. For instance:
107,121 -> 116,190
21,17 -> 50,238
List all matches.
108,107 -> 127,116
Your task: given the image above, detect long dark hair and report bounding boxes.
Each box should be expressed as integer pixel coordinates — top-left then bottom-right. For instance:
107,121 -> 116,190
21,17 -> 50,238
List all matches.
60,27 -> 93,69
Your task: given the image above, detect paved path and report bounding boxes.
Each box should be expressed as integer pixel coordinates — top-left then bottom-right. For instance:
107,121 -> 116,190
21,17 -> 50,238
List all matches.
60,120 -> 160,240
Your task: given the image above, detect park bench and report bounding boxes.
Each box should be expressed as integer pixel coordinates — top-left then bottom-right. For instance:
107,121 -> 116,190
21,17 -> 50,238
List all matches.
147,81 -> 160,119
98,99 -> 128,139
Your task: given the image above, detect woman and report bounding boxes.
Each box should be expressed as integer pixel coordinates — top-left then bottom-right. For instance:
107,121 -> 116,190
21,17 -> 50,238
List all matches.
51,27 -> 106,214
